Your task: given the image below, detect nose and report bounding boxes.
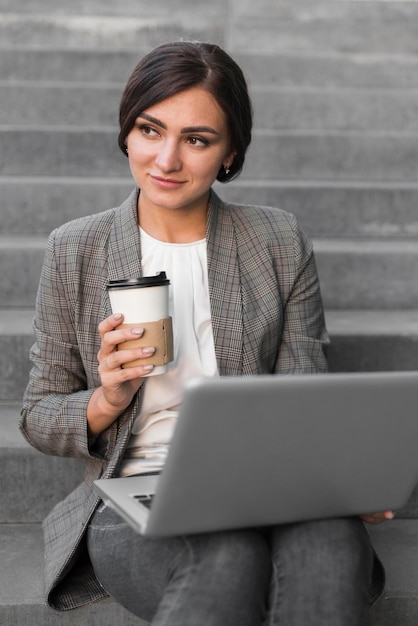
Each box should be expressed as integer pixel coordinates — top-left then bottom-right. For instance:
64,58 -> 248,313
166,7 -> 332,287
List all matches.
155,138 -> 182,172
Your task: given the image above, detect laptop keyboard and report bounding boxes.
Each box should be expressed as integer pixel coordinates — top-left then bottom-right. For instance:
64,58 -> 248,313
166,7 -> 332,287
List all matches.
133,494 -> 154,509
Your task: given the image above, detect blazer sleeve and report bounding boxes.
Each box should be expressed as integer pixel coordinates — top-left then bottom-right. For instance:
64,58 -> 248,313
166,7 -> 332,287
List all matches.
274,215 -> 329,375
19,228 -> 117,461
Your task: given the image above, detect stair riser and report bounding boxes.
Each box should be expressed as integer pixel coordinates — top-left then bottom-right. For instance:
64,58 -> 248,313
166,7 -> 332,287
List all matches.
1,244 -> 417,309
3,180 -> 418,239
232,17 -> 418,55
5,84 -> 418,133
0,0 -> 211,15
327,334 -> 418,374
3,130 -> 418,181
1,448 -> 84,523
4,329 -> 418,401
4,49 -> 418,89
0,14 -> 224,50
3,5 -> 418,53
0,334 -> 33,400
315,248 -> 418,310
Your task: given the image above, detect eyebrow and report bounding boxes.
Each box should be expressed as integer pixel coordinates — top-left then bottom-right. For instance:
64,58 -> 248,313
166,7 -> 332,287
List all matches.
138,112 -> 220,136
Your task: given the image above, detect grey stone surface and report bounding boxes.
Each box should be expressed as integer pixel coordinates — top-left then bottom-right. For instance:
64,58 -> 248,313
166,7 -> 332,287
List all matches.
314,239 -> 418,309
4,128 -> 418,181
243,50 -> 418,90
6,82 -> 418,133
230,0 -> 418,54
4,48 -> 418,89
4,178 -> 418,239
0,13 -> 225,49
3,236 -> 418,309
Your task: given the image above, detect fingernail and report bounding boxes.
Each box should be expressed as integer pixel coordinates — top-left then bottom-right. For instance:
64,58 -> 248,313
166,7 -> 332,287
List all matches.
131,327 -> 144,335
114,313 -> 122,320
142,347 -> 155,355
143,365 -> 153,373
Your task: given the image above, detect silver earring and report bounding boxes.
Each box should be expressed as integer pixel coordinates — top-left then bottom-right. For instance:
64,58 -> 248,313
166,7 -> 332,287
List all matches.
125,146 -> 129,155
224,164 -> 230,174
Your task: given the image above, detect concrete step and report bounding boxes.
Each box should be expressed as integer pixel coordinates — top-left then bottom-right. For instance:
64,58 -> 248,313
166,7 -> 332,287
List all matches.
4,48 -> 418,89
2,306 -> 418,402
3,177 -> 418,239
0,0 -> 209,16
0,523 -> 145,625
325,309 -> 418,373
2,235 -> 418,309
0,12 -> 224,50
224,181 -> 418,239
0,520 -> 417,625
0,309 -> 34,401
231,0 -> 418,55
3,127 -> 418,181
5,81 -> 418,133
315,239 -> 418,310
1,403 -> 84,523
2,1 -> 418,54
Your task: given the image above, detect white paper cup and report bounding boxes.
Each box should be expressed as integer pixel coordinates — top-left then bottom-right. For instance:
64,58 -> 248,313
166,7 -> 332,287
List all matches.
107,272 -> 172,376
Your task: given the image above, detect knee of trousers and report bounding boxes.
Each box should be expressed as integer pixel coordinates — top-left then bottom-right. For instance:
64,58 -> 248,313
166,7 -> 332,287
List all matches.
270,517 -> 373,569
186,528 -> 272,574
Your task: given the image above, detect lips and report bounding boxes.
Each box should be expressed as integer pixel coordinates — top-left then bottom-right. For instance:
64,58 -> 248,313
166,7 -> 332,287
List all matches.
151,175 -> 185,188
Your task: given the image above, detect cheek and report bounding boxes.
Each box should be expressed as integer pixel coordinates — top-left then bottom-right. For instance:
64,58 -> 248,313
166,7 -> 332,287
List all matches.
191,154 -> 223,180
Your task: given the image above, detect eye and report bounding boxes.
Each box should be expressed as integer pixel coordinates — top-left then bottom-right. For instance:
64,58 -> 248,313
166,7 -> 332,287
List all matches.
137,124 -> 160,137
186,136 -> 210,147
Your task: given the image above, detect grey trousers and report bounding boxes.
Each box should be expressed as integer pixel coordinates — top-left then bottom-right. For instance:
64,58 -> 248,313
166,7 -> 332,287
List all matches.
87,504 -> 375,626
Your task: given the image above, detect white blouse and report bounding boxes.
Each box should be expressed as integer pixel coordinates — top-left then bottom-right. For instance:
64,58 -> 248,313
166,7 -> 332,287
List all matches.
118,227 -> 218,477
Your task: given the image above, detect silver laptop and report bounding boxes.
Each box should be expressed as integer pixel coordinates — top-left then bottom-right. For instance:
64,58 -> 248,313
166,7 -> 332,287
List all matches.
93,371 -> 418,537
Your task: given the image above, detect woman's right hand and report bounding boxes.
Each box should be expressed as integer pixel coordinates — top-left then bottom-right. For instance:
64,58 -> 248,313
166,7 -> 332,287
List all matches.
87,313 -> 155,436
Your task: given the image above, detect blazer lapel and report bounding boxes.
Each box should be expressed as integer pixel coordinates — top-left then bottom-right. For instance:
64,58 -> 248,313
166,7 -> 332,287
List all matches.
101,189 -> 143,319
206,191 -> 243,376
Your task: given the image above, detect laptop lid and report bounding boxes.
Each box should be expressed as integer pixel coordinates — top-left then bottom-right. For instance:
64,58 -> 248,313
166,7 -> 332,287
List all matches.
94,371 -> 418,536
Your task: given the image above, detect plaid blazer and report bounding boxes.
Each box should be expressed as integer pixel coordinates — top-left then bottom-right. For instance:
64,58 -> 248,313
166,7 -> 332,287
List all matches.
20,188 -> 329,610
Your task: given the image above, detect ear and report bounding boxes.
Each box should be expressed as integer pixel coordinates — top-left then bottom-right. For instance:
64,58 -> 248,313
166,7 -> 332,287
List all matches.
223,150 -> 237,171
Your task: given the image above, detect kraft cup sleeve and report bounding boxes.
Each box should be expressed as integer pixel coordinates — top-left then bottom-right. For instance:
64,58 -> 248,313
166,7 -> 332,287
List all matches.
117,317 -> 174,368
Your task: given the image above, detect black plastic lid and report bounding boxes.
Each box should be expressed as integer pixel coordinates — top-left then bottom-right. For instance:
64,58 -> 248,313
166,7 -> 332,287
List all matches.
107,271 -> 170,290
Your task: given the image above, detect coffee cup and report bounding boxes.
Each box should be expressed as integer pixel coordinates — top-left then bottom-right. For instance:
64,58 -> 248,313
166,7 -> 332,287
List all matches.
107,271 -> 173,376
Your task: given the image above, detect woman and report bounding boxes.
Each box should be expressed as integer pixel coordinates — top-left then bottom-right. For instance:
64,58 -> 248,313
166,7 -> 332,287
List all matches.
20,41 -> 388,625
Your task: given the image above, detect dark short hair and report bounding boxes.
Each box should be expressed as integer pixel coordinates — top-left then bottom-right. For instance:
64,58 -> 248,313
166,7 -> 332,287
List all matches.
118,41 -> 253,182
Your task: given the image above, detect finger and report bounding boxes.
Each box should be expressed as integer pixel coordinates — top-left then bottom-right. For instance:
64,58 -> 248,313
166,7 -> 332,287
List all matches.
100,346 -> 155,372
101,362 -> 154,382
360,511 -> 394,524
98,324 -> 146,361
98,312 -> 124,339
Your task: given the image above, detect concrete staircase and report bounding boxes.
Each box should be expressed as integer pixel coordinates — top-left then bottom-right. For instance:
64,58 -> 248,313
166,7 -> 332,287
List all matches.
2,1 -> 418,623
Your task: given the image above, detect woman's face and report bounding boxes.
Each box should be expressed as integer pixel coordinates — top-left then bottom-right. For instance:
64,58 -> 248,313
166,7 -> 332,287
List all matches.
125,86 -> 235,217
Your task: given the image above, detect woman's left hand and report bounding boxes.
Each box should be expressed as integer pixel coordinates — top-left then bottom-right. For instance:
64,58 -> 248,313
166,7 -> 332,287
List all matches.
360,510 -> 395,524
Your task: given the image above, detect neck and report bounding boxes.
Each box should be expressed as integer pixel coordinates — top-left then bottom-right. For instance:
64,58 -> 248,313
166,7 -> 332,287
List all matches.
137,197 -> 209,244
